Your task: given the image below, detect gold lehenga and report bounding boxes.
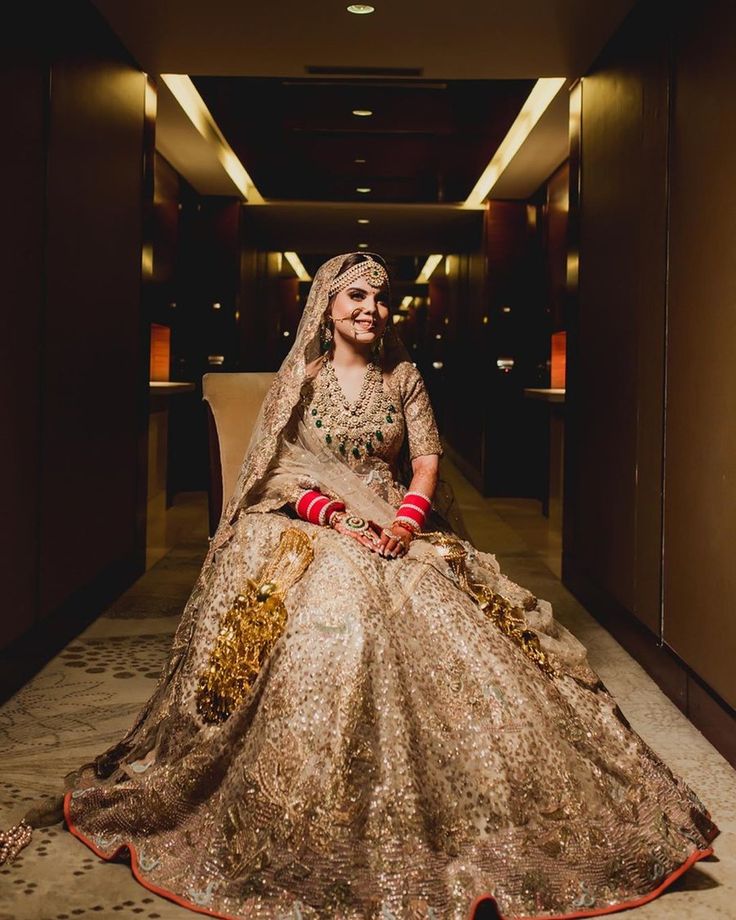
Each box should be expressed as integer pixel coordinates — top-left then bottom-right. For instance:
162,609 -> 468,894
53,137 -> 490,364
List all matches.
13,254 -> 721,918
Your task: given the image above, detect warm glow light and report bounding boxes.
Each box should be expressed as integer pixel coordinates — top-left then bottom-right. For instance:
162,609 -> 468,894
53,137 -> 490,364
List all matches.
149,324 -> 171,382
400,296 -> 413,309
141,242 -> 153,278
551,331 -> 567,388
352,109 -> 373,117
160,74 -> 264,203
347,4 -> 375,13
416,254 -> 443,283
358,242 -> 369,249
283,251 -> 311,281
464,78 -> 566,207
355,158 -> 367,164
356,187 -> 372,193
357,218 -> 370,224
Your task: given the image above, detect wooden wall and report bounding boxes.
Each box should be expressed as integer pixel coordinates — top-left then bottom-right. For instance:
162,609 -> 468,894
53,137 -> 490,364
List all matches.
0,2 -> 149,669
564,0 -> 736,762
663,0 -> 736,721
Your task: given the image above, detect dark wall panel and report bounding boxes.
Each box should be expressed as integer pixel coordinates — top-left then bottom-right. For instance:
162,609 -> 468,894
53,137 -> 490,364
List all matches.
40,3 -> 147,618
0,33 -> 47,646
565,0 -> 669,630
663,0 -> 736,708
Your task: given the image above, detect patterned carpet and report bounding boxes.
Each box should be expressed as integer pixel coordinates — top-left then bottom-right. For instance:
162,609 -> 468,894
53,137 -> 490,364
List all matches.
1,473 -> 734,920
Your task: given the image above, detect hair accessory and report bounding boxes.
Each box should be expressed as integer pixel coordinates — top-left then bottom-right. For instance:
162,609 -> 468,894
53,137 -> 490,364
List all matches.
328,257 -> 389,297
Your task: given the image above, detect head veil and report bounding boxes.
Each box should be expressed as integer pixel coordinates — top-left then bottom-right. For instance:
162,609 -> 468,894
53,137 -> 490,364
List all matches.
207,252 -> 416,555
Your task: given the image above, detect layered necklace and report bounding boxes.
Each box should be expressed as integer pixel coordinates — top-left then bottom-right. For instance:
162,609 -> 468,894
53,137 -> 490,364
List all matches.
310,354 -> 397,459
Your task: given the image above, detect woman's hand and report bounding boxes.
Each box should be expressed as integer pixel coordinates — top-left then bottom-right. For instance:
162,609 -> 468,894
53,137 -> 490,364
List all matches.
376,522 -> 413,559
330,513 -> 412,558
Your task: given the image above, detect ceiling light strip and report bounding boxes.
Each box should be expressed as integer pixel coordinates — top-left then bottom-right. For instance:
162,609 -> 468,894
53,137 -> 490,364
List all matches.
416,254 -> 443,283
464,77 -> 566,208
283,251 -> 311,281
161,74 -> 264,204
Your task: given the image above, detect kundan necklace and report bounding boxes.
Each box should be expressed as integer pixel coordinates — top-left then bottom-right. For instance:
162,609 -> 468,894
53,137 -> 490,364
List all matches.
310,354 -> 397,459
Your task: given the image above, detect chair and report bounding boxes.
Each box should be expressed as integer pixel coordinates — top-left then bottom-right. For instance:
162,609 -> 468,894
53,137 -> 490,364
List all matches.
202,372 -> 277,537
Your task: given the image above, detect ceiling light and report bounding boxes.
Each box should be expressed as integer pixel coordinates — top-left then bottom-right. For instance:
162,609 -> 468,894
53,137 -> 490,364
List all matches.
347,4 -> 375,13
400,296 -> 413,310
283,251 -> 311,281
160,74 -> 264,203
355,157 -> 367,164
356,187 -> 372,193
416,254 -> 443,283
352,109 -> 373,117
358,242 -> 369,249
464,77 -> 566,208
357,218 -> 370,224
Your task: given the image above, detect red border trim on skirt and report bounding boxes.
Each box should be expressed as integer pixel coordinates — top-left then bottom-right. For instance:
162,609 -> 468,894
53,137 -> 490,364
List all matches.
64,790 -> 716,920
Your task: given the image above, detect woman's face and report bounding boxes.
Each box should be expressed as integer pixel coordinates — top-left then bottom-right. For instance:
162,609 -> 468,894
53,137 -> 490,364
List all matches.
329,277 -> 390,348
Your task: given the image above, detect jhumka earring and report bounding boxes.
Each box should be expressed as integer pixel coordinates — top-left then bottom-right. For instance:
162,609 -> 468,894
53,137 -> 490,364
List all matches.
371,330 -> 386,361
320,317 -> 334,353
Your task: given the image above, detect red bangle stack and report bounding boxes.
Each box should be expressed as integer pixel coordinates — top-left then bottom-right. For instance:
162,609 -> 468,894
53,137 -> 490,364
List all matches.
394,490 -> 432,533
295,489 -> 346,526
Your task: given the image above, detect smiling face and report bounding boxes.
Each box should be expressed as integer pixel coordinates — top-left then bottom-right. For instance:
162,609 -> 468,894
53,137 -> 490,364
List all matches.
328,276 -> 391,349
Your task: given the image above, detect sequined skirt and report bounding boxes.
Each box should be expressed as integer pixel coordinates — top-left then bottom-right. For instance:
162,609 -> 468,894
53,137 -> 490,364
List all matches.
64,511 -> 718,919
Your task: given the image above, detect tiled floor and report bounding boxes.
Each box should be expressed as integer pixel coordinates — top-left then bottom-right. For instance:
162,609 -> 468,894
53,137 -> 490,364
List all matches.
1,461 -> 733,919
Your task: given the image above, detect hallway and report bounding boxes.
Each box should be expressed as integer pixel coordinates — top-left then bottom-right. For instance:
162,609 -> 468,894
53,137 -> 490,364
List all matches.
1,461 -> 733,919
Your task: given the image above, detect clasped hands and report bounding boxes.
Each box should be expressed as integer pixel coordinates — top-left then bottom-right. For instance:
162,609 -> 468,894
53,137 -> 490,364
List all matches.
329,511 -> 413,558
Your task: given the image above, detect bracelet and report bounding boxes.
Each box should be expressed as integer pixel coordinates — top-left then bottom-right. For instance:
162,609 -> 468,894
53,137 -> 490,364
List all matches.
393,516 -> 421,534
327,506 -> 346,527
319,499 -> 345,526
295,489 -> 346,526
395,490 -> 432,531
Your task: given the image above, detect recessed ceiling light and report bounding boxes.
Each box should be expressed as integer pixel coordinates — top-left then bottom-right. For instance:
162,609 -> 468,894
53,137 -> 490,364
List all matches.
357,218 -> 370,224
358,242 -> 369,248
356,187 -> 372,193
347,4 -> 375,13
354,157 -> 367,164
352,109 -> 373,117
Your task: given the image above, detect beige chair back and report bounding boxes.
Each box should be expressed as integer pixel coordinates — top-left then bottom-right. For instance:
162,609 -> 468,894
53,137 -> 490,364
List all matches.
202,372 -> 276,529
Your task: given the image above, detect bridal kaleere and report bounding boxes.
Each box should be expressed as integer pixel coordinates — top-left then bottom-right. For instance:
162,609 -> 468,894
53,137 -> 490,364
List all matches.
1,252 -> 718,919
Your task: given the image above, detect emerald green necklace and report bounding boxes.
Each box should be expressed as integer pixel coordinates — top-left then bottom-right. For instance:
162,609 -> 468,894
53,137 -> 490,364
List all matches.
310,355 -> 396,459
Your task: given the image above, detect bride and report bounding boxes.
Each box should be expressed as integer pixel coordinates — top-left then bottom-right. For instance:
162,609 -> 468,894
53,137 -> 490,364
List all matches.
1,252 -> 718,918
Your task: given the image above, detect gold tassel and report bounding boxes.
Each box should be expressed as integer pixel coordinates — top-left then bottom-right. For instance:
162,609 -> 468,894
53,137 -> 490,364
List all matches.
196,528 -> 315,724
415,531 -> 556,677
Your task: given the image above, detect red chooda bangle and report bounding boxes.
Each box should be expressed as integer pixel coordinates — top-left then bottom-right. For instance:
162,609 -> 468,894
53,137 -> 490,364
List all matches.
394,490 -> 432,532
295,489 -> 346,526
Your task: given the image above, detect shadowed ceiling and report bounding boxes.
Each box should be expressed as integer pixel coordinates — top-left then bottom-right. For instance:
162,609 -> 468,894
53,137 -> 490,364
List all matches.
193,76 -> 536,203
